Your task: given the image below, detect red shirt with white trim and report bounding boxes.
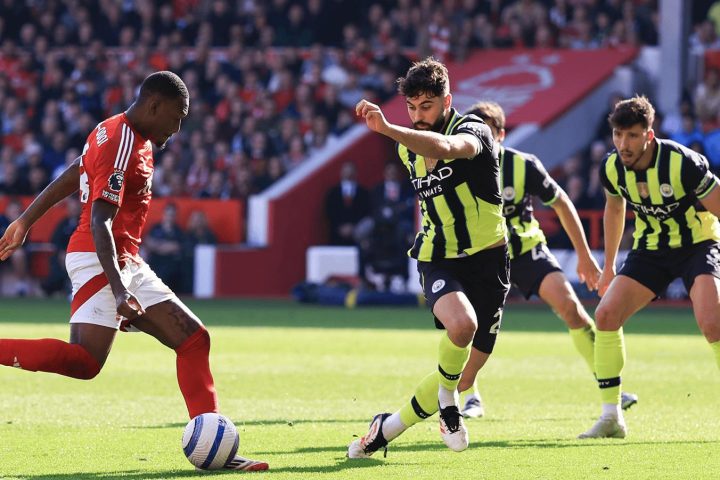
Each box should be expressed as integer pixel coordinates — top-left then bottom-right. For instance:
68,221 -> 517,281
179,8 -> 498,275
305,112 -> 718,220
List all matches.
68,113 -> 154,259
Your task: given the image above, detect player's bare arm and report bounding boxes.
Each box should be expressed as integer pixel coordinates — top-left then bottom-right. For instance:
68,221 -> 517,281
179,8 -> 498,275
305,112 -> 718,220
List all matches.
550,189 -> 601,291
599,192 -> 626,296
698,181 -> 720,218
0,157 -> 81,261
355,99 -> 480,159
90,199 -> 145,320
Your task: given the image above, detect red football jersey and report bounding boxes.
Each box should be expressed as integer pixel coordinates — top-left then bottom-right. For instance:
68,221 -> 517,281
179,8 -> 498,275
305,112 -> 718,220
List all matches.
68,113 -> 154,259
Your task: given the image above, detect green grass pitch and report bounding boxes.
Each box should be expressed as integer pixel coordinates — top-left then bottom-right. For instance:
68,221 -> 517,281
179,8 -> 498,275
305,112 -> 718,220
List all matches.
0,298 -> 718,479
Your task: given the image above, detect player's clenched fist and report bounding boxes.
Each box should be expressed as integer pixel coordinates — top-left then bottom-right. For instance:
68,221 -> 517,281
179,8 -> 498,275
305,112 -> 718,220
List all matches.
355,99 -> 389,134
115,290 -> 145,320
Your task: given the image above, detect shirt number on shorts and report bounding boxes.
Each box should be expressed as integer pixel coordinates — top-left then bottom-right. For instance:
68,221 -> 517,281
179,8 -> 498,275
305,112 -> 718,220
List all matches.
489,308 -> 503,334
531,245 -> 547,261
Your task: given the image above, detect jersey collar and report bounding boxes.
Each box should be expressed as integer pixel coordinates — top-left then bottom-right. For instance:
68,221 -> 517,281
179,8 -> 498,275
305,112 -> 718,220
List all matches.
442,108 -> 463,135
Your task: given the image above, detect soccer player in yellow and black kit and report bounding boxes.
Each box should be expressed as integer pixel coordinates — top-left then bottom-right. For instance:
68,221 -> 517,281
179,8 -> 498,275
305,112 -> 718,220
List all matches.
579,95 -> 720,439
456,101 -> 637,418
347,58 -> 510,457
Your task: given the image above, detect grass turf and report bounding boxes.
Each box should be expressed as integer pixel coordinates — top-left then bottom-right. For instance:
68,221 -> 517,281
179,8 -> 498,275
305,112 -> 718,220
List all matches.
0,299 -> 718,479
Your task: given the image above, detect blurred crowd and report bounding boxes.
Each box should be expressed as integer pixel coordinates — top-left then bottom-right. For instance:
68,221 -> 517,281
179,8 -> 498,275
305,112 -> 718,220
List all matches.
6,0 -> 720,294
0,0 -> 662,202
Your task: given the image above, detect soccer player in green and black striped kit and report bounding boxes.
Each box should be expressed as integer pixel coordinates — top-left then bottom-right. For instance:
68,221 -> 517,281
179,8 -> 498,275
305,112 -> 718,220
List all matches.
456,101 -> 637,419
579,95 -> 720,438
348,58 -> 510,457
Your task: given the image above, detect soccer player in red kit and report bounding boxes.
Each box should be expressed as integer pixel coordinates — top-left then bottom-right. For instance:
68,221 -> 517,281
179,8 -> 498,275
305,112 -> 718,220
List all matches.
0,71 -> 268,472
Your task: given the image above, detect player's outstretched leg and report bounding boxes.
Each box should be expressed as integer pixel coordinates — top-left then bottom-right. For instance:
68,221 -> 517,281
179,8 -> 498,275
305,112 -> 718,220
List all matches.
0,338 -> 102,378
348,371 -> 440,458
0,323 -> 114,379
347,413 -> 393,458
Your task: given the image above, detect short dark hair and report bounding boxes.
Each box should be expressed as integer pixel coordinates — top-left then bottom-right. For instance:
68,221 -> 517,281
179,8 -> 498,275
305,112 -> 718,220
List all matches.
465,101 -> 505,131
397,57 -> 449,99
139,71 -> 189,101
608,95 -> 655,130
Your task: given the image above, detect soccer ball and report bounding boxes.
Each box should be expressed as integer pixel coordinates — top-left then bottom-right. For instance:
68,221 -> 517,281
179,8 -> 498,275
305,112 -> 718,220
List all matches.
182,413 -> 239,470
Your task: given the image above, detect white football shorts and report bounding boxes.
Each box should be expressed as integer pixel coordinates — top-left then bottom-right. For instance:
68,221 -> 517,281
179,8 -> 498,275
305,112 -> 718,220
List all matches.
66,252 -> 177,330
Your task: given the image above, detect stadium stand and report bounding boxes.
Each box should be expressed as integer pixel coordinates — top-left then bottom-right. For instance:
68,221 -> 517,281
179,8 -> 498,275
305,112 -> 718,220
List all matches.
1,0 -> 719,296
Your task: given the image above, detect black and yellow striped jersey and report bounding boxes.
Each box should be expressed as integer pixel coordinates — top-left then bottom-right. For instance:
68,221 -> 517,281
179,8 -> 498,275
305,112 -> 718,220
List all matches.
599,138 -> 720,250
500,146 -> 560,259
397,108 -> 507,261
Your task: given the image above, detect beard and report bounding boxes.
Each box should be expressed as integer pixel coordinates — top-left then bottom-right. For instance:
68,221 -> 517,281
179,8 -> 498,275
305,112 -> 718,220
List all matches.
413,112 -> 447,133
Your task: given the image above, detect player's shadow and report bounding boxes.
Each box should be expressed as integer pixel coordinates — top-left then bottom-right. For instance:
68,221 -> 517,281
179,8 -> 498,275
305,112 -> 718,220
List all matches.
17,471 -> 239,480
250,437 -> 720,457
18,459 -> 390,479
386,438 -> 720,451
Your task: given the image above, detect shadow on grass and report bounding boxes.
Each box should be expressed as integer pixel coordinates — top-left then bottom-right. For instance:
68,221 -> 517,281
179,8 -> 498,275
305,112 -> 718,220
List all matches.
16,471 -> 211,480
16,457 -> 392,479
252,437 -> 720,456
14,438 -> 720,479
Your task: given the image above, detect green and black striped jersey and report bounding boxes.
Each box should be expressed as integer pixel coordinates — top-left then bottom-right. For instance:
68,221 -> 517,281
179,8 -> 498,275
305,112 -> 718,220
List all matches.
599,138 -> 720,250
500,146 -> 560,259
398,108 -> 507,261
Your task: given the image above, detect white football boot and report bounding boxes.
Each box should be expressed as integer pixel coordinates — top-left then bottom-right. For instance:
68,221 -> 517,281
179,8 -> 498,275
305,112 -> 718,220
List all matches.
461,395 -> 485,418
439,404 -> 469,451
577,416 -> 627,439
621,391 -> 638,410
347,413 -> 392,458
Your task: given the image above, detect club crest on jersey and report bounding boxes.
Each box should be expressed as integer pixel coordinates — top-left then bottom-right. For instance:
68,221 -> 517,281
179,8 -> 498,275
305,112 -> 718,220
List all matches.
637,182 -> 649,199
108,170 -> 124,192
660,183 -> 674,198
502,186 -> 515,201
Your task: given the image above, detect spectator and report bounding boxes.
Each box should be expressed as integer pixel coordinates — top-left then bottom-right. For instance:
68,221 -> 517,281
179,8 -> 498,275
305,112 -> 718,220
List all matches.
585,140 -> 610,210
670,114 -> 705,148
199,170 -> 232,199
144,203 -> 185,293
661,97 -> 695,137
695,68 -> 720,130
282,135 -> 307,170
324,162 -> 370,246
0,199 -> 31,296
0,162 -> 30,196
0,0 -> 668,255
186,148 -> 211,196
40,196 -> 81,297
182,210 -> 218,294
355,162 -> 415,291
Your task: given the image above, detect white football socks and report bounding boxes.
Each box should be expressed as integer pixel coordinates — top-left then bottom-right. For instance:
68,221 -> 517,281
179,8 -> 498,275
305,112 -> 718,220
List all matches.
382,413 -> 407,441
601,402 -> 622,419
438,386 -> 458,409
